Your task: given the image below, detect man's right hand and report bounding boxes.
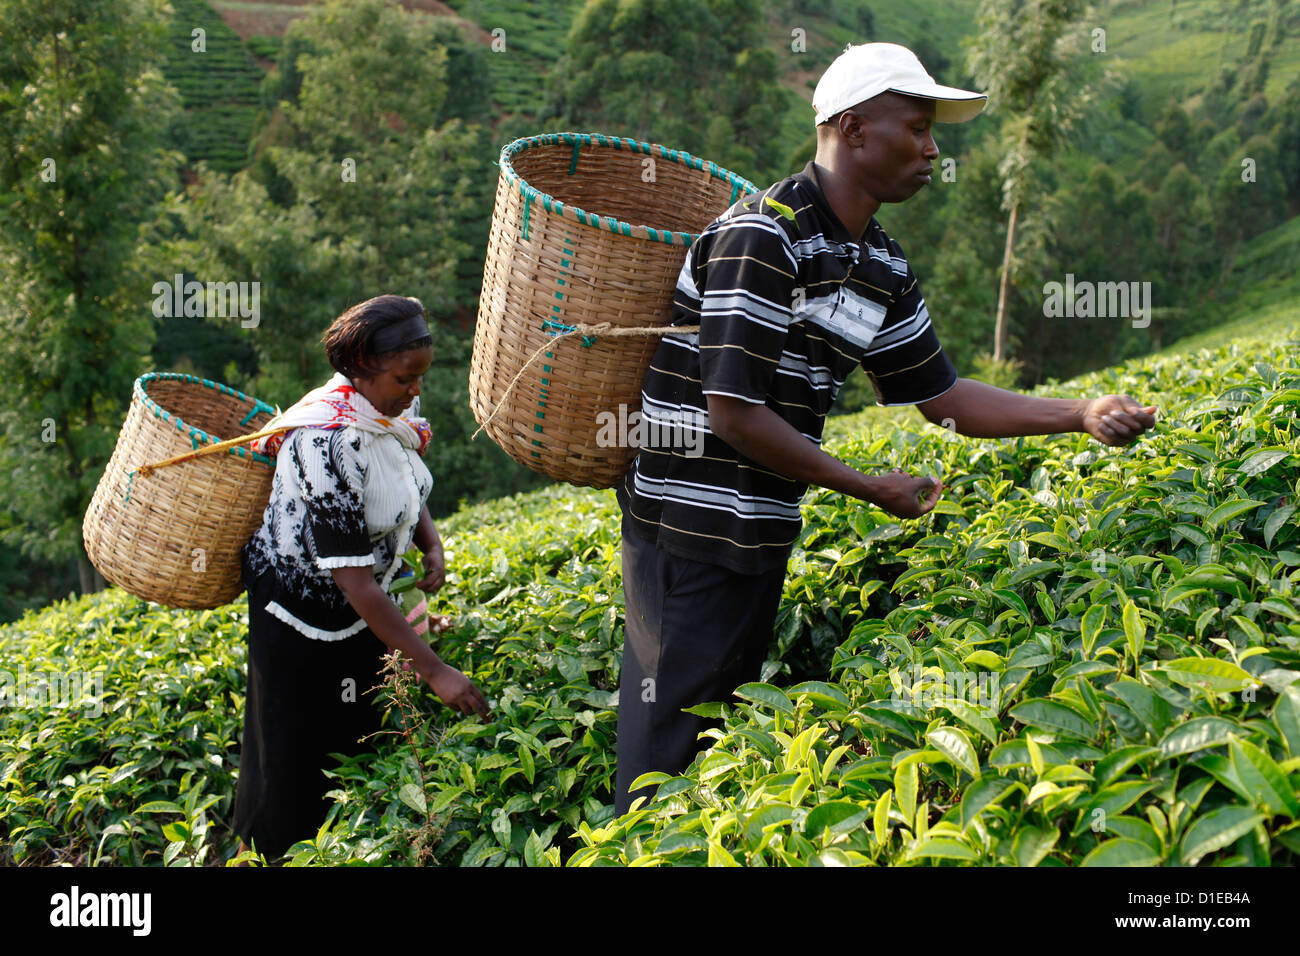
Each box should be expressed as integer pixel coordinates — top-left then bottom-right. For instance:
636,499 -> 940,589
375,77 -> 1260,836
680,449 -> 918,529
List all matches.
863,469 -> 944,519
422,662 -> 491,718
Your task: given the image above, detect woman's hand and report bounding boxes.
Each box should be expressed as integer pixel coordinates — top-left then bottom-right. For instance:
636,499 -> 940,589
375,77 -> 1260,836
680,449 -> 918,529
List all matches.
416,541 -> 445,594
413,506 -> 445,593
334,566 -> 486,715
422,661 -> 490,717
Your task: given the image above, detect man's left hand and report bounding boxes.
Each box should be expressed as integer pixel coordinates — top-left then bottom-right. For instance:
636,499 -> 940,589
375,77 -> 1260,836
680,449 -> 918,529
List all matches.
1082,395 -> 1158,446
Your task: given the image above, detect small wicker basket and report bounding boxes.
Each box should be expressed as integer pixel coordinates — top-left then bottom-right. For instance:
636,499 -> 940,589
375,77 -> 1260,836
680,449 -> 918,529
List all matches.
83,373 -> 278,609
470,132 -> 756,488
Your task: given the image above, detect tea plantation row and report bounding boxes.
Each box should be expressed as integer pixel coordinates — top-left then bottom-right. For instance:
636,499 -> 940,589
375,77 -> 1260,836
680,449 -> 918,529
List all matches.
0,322 -> 1296,865
163,0 -> 264,173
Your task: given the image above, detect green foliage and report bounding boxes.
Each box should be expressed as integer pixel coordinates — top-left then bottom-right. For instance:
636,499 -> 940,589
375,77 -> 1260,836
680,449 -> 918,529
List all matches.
160,0 -> 264,174
550,0 -> 791,183
444,0 -> 583,119
0,591 -> 248,864
261,0 -> 488,314
5,308 -> 1298,866
572,327 -> 1300,865
0,0 -> 180,573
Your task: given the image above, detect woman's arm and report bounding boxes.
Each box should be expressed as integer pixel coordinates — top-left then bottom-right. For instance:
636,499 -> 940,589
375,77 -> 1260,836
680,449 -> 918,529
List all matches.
332,565 -> 488,717
412,505 -> 445,593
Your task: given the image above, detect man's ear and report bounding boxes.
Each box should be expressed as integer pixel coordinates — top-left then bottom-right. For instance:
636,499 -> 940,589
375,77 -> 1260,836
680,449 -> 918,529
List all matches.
837,109 -> 867,148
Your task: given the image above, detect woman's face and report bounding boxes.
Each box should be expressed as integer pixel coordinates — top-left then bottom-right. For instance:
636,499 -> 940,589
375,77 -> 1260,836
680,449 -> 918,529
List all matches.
353,345 -> 434,417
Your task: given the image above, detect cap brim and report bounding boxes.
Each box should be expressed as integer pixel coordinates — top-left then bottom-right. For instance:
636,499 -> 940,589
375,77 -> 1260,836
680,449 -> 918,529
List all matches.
887,84 -> 987,123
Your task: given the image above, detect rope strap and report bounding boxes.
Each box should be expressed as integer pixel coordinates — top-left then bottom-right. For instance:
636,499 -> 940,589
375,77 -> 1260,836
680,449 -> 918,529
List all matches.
135,424 -> 289,477
472,321 -> 701,441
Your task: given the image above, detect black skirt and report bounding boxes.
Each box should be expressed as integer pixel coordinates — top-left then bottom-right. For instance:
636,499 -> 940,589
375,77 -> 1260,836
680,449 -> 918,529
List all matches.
232,564 -> 389,859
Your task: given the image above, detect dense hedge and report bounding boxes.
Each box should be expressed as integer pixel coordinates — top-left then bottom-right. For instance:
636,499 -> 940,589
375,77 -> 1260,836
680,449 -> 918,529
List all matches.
1,321 -> 1297,865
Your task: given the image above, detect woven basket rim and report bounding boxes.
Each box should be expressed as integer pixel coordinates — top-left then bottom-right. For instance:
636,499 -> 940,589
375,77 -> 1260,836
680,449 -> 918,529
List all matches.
499,131 -> 757,247
136,371 -> 277,467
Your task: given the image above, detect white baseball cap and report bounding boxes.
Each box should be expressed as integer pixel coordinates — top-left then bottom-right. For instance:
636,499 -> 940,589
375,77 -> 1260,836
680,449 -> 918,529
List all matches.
813,42 -> 987,125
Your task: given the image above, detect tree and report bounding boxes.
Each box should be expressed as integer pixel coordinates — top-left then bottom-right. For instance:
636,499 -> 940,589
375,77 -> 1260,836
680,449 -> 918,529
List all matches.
263,0 -> 488,315
1150,160 -> 1214,299
1268,74 -> 1300,210
139,169 -> 361,401
159,0 -> 542,514
550,0 -> 790,183
1211,132 -> 1288,280
0,0 -> 179,593
966,0 -> 1100,361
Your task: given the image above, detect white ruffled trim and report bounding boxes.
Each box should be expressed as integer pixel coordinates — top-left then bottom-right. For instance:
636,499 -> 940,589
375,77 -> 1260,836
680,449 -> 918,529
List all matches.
265,601 -> 370,642
315,554 -> 376,570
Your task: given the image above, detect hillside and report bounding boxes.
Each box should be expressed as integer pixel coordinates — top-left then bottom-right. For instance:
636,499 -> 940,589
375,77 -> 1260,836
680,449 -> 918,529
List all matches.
3,289 -> 1296,866
184,0 -> 1300,165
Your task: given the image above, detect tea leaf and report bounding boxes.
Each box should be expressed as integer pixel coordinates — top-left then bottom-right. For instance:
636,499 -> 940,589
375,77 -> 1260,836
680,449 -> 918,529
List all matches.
1228,737 -> 1299,819
1159,657 -> 1257,694
894,762 -> 918,830
1081,838 -> 1161,867
1010,825 -> 1058,867
1010,699 -> 1095,740
398,784 -> 427,816
1205,498 -> 1266,531
1158,717 -> 1243,758
734,683 -> 794,716
1180,807 -> 1265,865
925,726 -> 981,779
805,801 -> 870,839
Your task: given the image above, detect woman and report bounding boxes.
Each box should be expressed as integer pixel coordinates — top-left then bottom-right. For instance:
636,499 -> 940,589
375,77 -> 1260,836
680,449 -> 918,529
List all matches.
232,294 -> 488,861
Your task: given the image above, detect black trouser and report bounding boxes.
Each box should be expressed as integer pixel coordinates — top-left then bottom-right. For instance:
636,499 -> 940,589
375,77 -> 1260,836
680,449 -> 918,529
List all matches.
233,567 -> 387,859
615,517 -> 788,814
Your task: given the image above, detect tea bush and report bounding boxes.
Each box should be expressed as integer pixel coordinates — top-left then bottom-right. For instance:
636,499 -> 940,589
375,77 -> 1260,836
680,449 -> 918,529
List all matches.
0,595 -> 248,865
161,0 -> 264,173
2,321 -> 1297,866
571,335 -> 1300,865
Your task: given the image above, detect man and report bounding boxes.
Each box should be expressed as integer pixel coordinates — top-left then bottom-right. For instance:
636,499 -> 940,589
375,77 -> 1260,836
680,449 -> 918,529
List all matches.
613,43 -> 1157,814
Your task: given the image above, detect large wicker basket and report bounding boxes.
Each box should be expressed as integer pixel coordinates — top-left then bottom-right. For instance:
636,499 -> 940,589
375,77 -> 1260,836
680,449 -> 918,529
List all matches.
470,132 -> 756,488
83,373 -> 278,609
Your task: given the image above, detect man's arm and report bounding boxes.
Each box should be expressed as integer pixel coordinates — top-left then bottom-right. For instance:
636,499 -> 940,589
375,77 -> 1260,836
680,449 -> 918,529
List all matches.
708,395 -> 943,518
917,378 -> 1157,446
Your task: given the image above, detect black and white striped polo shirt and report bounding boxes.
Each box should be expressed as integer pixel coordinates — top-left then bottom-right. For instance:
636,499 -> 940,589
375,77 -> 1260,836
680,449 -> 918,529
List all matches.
616,161 -> 957,574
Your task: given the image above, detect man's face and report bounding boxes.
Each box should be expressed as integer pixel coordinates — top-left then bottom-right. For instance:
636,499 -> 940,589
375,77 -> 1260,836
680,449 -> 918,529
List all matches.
846,92 -> 940,204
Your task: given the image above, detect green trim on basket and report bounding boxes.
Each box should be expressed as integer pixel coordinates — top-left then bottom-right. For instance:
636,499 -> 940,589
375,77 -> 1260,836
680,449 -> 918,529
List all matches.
498,131 -> 757,247
136,372 -> 276,467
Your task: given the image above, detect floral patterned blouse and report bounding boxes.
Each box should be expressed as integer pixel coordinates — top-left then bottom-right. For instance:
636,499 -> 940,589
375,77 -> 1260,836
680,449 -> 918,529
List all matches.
242,420 -> 433,641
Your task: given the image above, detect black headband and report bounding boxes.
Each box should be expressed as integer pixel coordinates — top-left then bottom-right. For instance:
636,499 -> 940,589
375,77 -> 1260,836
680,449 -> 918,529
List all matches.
371,313 -> 430,354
